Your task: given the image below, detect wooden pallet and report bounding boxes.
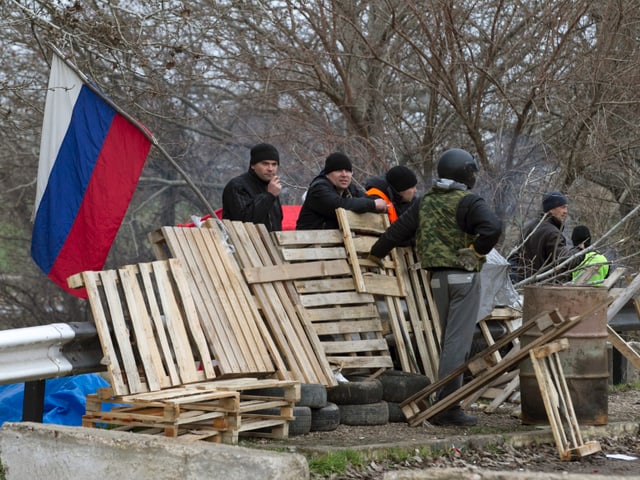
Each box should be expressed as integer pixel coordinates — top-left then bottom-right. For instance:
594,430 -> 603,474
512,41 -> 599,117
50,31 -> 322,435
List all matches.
148,225 -> 276,378
401,308 -> 578,426
68,259 -> 217,396
83,378 -> 300,444
461,309 -> 522,411
221,220 -> 337,386
271,223 -> 394,375
530,339 -> 601,460
335,208 -> 441,380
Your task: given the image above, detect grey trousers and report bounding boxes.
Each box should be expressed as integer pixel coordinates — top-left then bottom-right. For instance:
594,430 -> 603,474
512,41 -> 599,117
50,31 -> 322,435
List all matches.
430,269 -> 481,403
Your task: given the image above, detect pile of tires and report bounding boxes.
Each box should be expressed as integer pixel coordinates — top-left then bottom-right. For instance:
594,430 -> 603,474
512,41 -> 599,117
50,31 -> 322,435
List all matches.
298,383 -> 340,434
377,370 -> 431,423
253,371 -> 430,435
327,375 -> 389,426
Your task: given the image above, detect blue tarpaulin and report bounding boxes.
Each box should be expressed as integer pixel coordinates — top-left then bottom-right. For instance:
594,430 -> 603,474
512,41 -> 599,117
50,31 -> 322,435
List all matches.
0,373 -> 109,426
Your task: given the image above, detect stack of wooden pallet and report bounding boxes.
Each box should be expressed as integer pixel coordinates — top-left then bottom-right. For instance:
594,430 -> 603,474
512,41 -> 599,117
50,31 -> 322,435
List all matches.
83,378 -> 300,444
68,259 -> 299,444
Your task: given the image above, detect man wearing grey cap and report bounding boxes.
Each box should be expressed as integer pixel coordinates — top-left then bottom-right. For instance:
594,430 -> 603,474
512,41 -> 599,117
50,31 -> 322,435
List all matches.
518,191 -> 581,281
222,143 -> 283,231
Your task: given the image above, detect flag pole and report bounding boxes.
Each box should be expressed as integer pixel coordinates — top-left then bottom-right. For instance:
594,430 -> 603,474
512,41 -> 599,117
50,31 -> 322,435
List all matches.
46,43 -> 216,215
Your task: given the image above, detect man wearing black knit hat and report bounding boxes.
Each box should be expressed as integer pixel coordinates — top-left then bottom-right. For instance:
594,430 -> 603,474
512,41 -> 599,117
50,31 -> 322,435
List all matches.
365,165 -> 419,224
222,143 -> 283,231
296,152 -> 387,230
515,191 -> 582,282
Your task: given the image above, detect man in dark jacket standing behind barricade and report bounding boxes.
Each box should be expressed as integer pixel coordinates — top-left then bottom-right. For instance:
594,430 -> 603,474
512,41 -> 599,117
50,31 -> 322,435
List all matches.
516,191 -> 581,282
369,148 -> 502,426
222,143 -> 283,232
296,152 -> 387,230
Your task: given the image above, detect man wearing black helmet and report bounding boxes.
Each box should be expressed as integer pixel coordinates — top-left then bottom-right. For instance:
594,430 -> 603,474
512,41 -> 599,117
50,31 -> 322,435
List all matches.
369,148 -> 502,426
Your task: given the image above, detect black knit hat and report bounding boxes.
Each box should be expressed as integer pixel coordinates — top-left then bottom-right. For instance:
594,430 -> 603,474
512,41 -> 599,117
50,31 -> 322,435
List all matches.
542,191 -> 568,212
572,225 -> 591,248
324,152 -> 352,174
386,165 -> 418,192
250,143 -> 280,165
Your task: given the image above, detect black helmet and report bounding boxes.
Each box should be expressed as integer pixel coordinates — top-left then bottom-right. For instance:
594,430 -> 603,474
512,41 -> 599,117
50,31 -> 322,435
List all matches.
436,148 -> 479,188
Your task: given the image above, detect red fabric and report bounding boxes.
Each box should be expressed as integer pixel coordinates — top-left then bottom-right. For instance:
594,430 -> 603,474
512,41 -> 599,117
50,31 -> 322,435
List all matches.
212,205 -> 301,231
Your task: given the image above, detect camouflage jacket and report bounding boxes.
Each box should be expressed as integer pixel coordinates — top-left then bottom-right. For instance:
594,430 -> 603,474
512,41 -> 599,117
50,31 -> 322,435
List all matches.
370,179 -> 502,270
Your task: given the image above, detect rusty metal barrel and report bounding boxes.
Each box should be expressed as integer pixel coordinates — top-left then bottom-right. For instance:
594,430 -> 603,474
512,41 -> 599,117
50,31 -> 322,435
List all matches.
519,285 -> 609,425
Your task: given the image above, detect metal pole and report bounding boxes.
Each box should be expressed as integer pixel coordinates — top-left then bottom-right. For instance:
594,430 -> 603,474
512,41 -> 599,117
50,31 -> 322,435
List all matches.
22,380 -> 46,423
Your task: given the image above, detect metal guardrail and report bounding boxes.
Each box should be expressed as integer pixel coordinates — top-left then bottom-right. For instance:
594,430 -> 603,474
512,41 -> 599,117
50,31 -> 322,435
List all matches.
0,322 -> 104,385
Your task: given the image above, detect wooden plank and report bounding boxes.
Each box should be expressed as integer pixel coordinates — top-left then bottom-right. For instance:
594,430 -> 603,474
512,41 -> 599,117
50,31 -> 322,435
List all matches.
312,319 -> 383,335
485,375 -> 520,413
336,208 -> 367,292
397,247 -> 441,379
222,221 -> 305,381
167,259 -> 217,379
300,291 -> 375,307
100,269 -> 145,395
124,264 -> 181,387
158,225 -> 276,376
243,259 -> 351,284
530,350 -> 569,457
336,209 -> 389,235
118,265 -> 169,392
274,229 -> 343,245
191,226 -> 270,372
361,274 -> 403,297
601,267 -> 626,289
280,246 -> 347,261
326,356 -> 394,369
607,325 -> 640,371
159,227 -> 245,373
242,221 -> 327,382
222,220 -> 335,385
80,271 -> 129,396
294,277 -> 355,293
146,261 -> 200,385
304,304 -> 378,322
322,338 -> 390,354
401,303 -> 608,427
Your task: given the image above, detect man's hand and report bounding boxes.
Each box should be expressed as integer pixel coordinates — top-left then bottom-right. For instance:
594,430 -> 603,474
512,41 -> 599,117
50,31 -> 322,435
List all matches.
373,198 -> 388,213
456,246 -> 485,272
267,175 -> 282,196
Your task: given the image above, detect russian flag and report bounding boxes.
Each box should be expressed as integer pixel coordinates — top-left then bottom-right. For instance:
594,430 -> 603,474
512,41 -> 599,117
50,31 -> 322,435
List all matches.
31,54 -> 151,297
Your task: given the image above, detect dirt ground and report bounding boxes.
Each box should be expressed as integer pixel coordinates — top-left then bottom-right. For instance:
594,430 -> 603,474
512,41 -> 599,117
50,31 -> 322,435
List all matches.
248,388 -> 640,479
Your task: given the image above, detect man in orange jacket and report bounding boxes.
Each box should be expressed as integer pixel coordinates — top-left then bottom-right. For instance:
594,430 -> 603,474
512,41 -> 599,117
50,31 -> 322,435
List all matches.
365,165 -> 419,223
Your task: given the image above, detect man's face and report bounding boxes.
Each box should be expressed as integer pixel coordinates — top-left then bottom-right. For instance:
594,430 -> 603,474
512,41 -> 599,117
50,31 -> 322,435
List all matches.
396,186 -> 417,203
325,169 -> 352,192
251,160 -> 278,181
549,204 -> 568,223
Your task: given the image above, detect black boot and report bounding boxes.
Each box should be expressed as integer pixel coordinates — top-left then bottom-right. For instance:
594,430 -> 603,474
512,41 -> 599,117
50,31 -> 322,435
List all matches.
430,407 -> 477,426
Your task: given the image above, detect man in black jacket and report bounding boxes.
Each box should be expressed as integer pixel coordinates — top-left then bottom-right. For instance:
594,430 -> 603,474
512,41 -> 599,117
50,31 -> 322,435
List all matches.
222,143 -> 283,231
296,152 -> 387,230
517,191 -> 581,282
369,149 -> 502,426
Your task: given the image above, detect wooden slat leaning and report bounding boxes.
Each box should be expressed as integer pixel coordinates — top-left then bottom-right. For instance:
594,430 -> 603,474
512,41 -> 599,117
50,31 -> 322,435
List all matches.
67,259 -> 217,397
148,225 -> 277,378
336,208 -> 441,380
529,338 -> 601,460
273,225 -> 394,375
400,308 -> 585,426
221,220 -> 337,386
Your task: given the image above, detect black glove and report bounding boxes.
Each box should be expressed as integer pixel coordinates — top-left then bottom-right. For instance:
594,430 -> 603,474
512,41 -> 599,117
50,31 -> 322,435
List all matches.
456,246 -> 485,272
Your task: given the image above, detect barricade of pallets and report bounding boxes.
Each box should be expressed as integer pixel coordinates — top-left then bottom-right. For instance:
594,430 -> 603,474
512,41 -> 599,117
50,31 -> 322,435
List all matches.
82,378 -> 300,444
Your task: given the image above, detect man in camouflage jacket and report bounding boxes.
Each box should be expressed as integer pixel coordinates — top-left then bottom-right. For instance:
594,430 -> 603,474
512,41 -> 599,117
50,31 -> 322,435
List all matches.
369,149 -> 502,426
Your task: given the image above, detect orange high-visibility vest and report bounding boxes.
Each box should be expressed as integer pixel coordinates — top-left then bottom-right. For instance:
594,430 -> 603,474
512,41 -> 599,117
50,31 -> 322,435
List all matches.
366,187 -> 398,223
